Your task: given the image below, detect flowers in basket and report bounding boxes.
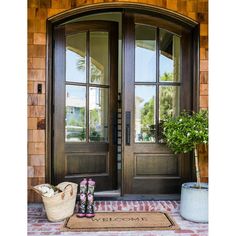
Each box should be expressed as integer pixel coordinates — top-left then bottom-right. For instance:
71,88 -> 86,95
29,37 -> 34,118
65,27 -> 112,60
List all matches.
35,184 -> 62,197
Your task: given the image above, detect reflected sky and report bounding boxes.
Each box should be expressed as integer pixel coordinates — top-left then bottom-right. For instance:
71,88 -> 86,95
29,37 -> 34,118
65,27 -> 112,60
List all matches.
135,43 -> 156,82
66,50 -> 86,83
159,54 -> 173,77
135,85 -> 156,105
66,85 -> 86,101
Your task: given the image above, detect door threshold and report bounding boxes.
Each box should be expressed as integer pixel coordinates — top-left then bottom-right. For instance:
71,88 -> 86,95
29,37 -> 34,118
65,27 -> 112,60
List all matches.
79,193 -> 180,201
76,189 -> 121,201
76,189 -> 180,200
114,194 -> 180,201
95,189 -> 121,198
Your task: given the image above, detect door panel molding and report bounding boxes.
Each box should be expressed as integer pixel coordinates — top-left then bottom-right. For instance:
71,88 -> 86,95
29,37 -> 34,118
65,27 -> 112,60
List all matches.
65,153 -> 109,175
134,153 -> 178,176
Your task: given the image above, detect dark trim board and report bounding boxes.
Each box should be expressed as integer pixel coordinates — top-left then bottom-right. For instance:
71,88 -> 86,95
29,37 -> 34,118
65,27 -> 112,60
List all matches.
45,19 -> 53,184
193,23 -> 200,112
46,3 -> 199,197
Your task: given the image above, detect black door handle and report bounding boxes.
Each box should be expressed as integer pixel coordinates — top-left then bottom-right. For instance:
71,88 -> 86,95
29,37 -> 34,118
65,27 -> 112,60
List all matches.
125,111 -> 131,145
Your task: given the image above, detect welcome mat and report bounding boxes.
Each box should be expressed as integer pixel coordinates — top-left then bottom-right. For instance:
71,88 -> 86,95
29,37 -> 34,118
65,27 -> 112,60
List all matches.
61,212 -> 179,232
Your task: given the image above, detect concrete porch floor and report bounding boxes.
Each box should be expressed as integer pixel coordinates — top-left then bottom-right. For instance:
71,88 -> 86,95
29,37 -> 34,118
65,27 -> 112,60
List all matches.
28,201 -> 208,236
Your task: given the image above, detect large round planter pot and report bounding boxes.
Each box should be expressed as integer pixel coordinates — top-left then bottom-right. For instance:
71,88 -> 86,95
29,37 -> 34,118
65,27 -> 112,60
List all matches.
180,182 -> 208,223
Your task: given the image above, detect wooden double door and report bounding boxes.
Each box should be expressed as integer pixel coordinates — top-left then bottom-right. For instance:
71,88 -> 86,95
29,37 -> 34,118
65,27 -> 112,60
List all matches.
52,13 -> 194,194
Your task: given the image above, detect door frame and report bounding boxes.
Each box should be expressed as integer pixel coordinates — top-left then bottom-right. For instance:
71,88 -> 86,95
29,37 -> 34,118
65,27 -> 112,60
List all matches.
46,3 -> 199,193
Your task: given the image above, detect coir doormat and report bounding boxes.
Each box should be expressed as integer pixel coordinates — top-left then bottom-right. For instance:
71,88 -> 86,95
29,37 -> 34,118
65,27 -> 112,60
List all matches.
61,212 -> 179,232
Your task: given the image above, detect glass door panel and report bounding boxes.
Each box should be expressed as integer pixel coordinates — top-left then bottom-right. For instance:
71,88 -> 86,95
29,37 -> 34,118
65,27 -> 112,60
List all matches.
135,24 -> 156,82
66,32 -> 87,83
65,85 -> 86,142
135,85 -> 156,142
65,31 -> 110,143
90,32 -> 109,85
134,24 -> 181,144
89,87 -> 109,142
159,86 -> 180,120
159,29 -> 181,82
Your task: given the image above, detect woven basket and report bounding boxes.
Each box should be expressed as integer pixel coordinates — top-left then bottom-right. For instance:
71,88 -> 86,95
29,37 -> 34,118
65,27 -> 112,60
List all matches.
33,182 -> 78,222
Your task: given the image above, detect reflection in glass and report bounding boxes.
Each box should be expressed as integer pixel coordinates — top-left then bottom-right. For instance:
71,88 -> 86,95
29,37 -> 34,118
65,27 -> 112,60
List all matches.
66,33 -> 86,83
90,32 -> 109,85
159,29 -> 180,82
159,86 -> 180,120
135,85 -> 156,142
89,87 -> 108,142
135,24 -> 156,82
65,85 -> 86,142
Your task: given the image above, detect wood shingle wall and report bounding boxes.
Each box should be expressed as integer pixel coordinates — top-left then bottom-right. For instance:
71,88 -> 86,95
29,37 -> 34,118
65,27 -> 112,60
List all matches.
27,0 -> 208,202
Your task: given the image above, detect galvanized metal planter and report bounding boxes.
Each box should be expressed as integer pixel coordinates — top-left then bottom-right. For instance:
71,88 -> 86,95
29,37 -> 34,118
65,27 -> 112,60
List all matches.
180,182 -> 208,223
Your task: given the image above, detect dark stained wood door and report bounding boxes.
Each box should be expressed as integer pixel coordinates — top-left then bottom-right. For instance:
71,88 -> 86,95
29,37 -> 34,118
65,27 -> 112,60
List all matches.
53,21 -> 118,191
122,13 -> 194,194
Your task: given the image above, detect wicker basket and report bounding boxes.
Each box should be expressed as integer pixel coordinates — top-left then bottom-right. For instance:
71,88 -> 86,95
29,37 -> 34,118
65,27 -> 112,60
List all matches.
33,182 -> 78,222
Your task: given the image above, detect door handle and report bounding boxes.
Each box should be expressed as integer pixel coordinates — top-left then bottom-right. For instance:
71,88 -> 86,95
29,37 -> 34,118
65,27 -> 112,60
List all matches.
125,111 -> 131,145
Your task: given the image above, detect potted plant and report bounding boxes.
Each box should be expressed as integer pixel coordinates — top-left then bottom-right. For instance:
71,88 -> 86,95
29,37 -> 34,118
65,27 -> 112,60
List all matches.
162,110 -> 208,223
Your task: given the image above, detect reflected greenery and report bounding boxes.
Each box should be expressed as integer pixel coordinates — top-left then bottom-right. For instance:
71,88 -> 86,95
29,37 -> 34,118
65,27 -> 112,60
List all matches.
67,128 -> 86,140
89,108 -> 101,141
66,107 -> 85,127
90,128 -> 101,141
140,96 -> 155,141
159,72 -> 179,120
65,105 -> 86,142
137,72 -> 179,143
76,58 -> 86,72
77,58 -> 103,83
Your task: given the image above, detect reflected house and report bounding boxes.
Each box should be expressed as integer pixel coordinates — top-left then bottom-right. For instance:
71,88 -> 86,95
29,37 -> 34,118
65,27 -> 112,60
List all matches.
89,87 -> 108,142
135,94 -> 156,142
65,88 -> 101,141
65,91 -> 86,141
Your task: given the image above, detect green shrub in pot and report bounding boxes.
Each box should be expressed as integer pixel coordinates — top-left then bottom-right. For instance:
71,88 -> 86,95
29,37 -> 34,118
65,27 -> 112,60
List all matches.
162,110 -> 208,222
163,110 -> 208,186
